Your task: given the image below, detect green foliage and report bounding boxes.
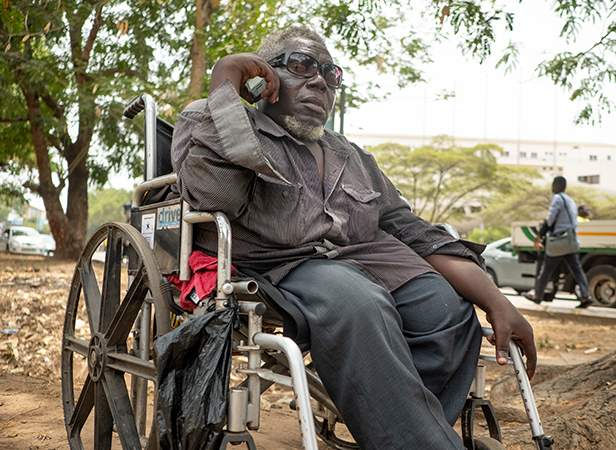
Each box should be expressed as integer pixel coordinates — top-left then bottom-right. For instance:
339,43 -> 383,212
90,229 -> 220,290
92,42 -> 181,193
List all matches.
87,187 -> 133,238
369,136 -> 541,223
467,226 -> 510,245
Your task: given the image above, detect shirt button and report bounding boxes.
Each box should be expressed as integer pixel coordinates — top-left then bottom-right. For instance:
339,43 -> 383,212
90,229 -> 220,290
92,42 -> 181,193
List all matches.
282,191 -> 289,197
433,244 -> 438,249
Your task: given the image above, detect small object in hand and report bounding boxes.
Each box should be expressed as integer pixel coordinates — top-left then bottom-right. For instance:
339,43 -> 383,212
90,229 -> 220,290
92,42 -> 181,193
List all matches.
246,76 -> 267,103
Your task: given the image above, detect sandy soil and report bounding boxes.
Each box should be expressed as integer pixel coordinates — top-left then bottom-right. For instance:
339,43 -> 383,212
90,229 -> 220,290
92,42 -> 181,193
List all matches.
0,252 -> 614,450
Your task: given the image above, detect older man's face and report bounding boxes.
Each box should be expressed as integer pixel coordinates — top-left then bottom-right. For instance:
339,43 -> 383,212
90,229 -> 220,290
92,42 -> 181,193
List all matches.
261,38 -> 336,139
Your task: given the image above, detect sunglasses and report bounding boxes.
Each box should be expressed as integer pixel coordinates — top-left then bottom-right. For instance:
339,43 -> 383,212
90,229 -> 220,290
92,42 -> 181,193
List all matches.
268,52 -> 343,89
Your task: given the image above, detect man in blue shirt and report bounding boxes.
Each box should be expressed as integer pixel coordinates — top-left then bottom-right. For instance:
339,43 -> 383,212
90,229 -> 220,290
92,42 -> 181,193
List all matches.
524,176 -> 592,308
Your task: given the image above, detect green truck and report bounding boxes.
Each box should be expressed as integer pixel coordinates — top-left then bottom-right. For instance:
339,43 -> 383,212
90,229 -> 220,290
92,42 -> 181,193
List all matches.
511,220 -> 616,307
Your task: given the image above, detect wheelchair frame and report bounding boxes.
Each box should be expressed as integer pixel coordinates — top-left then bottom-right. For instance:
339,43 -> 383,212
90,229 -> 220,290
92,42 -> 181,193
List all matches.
61,93 -> 553,450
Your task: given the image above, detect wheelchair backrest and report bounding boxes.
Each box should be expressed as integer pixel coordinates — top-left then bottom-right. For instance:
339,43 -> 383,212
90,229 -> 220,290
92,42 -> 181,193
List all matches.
123,94 -> 175,180
155,117 -> 174,178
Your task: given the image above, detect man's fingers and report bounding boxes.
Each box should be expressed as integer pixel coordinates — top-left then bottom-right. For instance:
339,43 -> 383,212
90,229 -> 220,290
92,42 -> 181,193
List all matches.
493,329 -> 511,366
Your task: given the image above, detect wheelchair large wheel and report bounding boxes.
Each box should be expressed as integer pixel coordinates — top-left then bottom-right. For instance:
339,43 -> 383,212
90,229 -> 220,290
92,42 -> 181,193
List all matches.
62,222 -> 172,449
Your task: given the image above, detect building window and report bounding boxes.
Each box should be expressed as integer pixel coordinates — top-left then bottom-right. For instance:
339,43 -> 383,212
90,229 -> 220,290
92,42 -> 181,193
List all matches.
520,152 -> 527,158
531,152 -> 538,158
609,155 -> 612,161
578,175 -> 600,184
589,155 -> 597,161
503,151 -> 509,157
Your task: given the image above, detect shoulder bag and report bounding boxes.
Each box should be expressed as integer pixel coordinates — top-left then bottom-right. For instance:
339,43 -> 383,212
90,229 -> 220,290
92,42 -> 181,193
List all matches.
545,194 -> 580,257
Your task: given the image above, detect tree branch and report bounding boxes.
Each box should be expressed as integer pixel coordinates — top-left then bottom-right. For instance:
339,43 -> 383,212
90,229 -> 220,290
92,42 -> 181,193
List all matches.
45,132 -> 64,154
41,93 -> 65,120
82,2 -> 104,63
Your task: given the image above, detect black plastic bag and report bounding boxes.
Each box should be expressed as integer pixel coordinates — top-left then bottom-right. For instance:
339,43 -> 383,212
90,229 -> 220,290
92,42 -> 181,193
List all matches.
156,302 -> 237,450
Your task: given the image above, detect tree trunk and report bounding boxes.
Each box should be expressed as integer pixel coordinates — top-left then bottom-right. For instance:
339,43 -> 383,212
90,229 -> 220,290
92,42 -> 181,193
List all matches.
21,81 -> 90,260
62,138 -> 90,260
486,351 -> 616,449
186,0 -> 218,102
21,86 -> 73,259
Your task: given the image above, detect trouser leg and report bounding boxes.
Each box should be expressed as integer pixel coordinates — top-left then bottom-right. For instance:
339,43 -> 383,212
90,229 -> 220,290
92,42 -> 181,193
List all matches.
562,253 -> 590,298
392,273 -> 482,424
277,260 -> 480,450
534,255 -> 562,298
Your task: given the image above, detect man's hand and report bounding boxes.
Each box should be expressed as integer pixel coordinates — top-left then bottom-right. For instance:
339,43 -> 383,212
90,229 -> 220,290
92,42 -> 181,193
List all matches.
210,53 -> 280,104
425,254 -> 537,380
533,235 -> 544,252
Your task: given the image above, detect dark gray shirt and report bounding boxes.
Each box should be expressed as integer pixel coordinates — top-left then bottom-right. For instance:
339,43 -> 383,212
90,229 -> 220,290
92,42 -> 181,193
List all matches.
172,79 -> 484,291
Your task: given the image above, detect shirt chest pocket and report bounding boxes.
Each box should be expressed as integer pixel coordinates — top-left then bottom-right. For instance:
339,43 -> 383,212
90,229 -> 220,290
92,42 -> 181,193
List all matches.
341,184 -> 381,243
242,174 -> 306,246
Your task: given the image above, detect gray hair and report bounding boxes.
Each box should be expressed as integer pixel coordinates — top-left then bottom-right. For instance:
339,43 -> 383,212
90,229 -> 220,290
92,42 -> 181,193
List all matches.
257,26 -> 328,61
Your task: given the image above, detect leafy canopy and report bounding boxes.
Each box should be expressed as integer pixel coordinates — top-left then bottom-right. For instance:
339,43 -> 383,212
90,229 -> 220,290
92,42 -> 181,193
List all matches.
369,137 -> 540,223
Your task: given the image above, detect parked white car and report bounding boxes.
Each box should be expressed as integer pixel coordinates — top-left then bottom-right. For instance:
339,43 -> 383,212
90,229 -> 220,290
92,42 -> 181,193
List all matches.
482,237 -> 536,293
0,226 -> 48,256
40,234 -> 56,256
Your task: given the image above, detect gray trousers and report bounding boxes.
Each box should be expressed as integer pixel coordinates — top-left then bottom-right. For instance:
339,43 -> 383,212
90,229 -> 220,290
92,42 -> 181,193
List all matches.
277,260 -> 482,450
535,252 -> 590,299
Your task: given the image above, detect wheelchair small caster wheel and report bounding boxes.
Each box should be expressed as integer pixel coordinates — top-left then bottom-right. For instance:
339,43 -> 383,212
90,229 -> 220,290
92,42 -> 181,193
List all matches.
473,436 -> 507,450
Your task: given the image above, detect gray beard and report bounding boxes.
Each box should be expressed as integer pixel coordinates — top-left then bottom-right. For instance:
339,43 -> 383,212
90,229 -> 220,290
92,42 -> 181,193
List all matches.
280,115 -> 324,142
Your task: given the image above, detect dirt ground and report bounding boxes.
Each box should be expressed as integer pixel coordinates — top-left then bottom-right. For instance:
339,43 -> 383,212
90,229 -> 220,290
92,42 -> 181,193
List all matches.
1,252 -> 615,450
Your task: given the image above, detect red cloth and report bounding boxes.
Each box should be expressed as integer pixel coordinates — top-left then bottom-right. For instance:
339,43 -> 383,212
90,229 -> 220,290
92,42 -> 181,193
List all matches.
167,251 -> 237,310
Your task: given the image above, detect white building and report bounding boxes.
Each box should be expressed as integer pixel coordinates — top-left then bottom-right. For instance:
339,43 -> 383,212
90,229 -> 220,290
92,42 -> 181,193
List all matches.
345,133 -> 616,193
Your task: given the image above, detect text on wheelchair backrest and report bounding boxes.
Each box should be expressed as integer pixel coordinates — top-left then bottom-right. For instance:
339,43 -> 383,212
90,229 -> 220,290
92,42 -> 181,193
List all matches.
157,205 -> 181,230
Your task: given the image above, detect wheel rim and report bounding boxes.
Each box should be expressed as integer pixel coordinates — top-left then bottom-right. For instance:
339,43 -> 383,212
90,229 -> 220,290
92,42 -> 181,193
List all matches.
591,275 -> 616,307
62,222 -> 171,449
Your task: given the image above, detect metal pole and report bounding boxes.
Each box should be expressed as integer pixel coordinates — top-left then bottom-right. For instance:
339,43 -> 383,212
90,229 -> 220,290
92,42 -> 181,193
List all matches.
339,85 -> 346,135
553,87 -> 558,175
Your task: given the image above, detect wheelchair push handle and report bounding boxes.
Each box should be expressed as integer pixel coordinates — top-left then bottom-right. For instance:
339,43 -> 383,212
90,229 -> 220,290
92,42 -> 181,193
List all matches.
123,94 -> 146,119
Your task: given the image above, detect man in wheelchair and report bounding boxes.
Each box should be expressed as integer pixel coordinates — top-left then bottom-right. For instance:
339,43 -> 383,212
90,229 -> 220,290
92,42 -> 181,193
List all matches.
170,26 -> 537,450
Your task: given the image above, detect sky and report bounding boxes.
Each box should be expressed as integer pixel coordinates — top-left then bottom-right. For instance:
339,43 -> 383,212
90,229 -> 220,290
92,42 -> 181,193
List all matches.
343,1 -> 616,146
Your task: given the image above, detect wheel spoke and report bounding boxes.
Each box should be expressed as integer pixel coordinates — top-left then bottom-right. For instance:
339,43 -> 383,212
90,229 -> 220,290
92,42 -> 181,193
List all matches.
79,262 -> 102,334
105,264 -> 150,347
100,227 -> 123,333
107,350 -> 156,382
64,335 -> 89,357
102,370 -> 142,449
94,382 -> 114,450
68,376 -> 95,439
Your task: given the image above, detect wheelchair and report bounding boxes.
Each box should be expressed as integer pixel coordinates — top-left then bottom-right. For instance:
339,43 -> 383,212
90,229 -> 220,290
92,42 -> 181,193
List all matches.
60,94 -> 554,450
